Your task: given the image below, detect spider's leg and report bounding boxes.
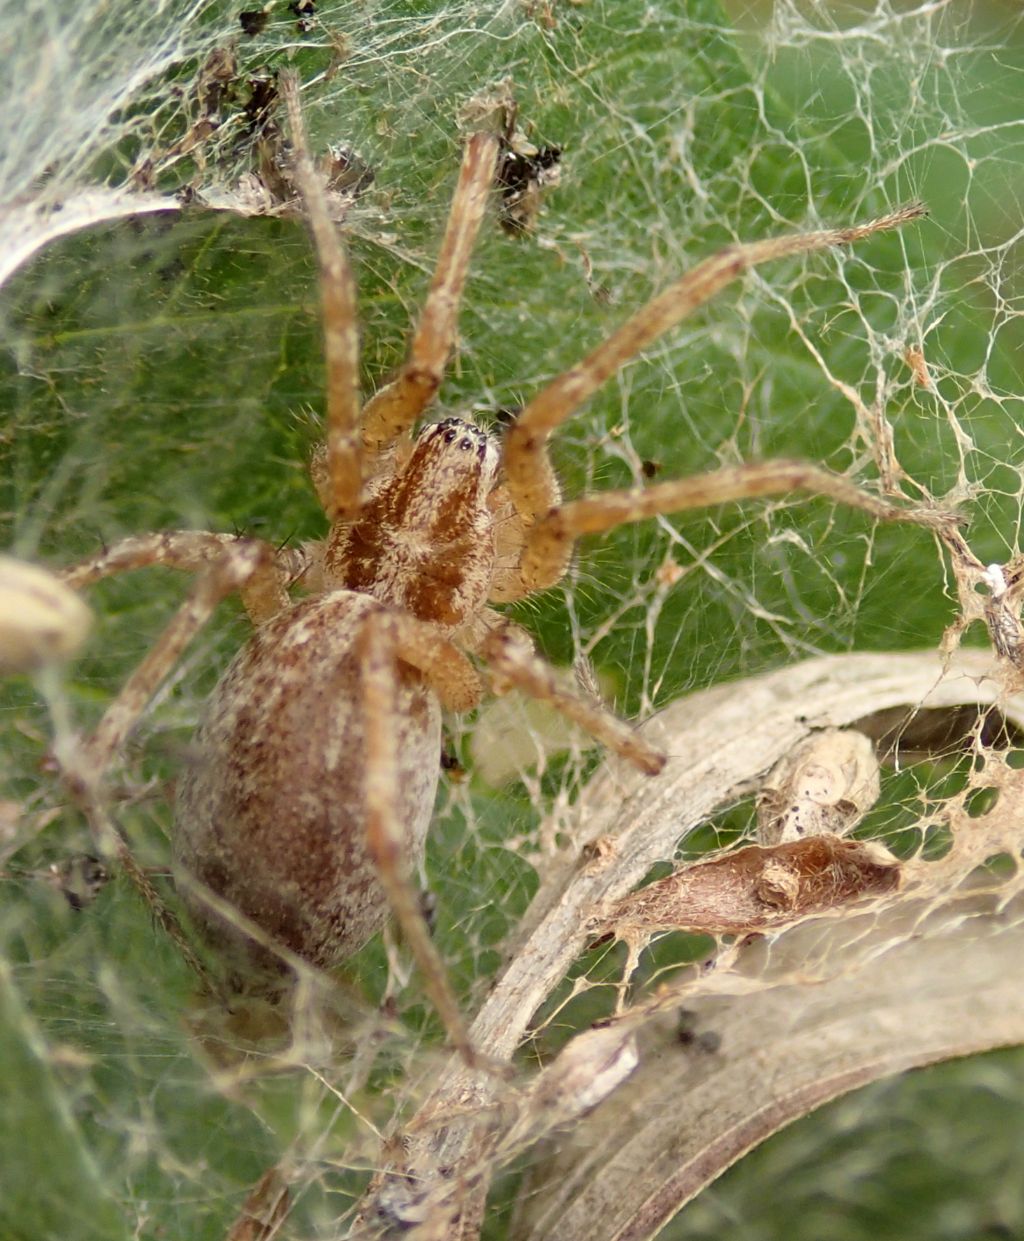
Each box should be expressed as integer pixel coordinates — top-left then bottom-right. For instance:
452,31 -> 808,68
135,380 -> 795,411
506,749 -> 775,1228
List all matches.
60,530 -> 311,623
61,540 -> 272,992
502,204 -> 928,585
76,542 -> 272,773
358,610 -> 482,1065
518,460 -> 959,594
81,792 -> 213,988
360,132 -> 500,454
481,624 -> 665,775
282,71 -> 363,522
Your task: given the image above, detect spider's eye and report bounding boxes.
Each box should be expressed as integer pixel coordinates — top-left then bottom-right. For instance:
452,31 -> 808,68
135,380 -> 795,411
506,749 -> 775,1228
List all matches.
444,429 -> 457,444
459,438 -> 473,451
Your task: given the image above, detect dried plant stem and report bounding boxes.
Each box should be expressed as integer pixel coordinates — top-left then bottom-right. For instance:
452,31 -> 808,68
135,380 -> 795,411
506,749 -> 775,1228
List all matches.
512,924 -> 1024,1240
1,188 -> 179,292
356,647 -> 1024,1236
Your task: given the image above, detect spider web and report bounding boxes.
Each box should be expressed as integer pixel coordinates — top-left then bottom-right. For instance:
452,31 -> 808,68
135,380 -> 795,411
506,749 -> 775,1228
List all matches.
3,1 -> 1024,1238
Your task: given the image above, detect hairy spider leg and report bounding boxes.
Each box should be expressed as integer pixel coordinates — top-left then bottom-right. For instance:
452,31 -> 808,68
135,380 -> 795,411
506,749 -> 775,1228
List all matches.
358,133 -> 499,453
282,71 -> 362,522
500,204 -> 931,594
482,625 -> 665,775
59,539 -> 275,991
521,459 -> 959,592
60,530 -> 308,622
358,610 -> 483,1062
78,544 -> 273,772
286,64 -> 499,512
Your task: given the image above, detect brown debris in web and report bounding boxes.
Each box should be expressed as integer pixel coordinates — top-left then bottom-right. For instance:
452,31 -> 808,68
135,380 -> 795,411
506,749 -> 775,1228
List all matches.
457,81 -> 562,234
940,528 -> 1024,684
495,129 -> 562,235
239,9 -> 269,36
904,343 -> 932,388
289,0 -> 316,33
129,45 -> 239,189
595,836 -> 900,943
128,56 -> 373,222
226,1166 -> 290,1241
757,727 -> 880,845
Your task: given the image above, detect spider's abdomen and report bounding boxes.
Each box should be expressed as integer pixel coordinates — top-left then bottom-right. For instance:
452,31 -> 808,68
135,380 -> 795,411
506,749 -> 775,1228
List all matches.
173,590 -> 441,984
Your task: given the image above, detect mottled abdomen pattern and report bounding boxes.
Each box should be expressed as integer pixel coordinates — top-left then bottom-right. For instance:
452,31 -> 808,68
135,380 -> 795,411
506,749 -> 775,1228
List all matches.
174,591 -> 440,983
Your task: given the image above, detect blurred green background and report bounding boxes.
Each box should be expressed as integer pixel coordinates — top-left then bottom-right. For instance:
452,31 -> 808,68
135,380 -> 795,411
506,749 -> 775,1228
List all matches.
3,0 -> 1024,1237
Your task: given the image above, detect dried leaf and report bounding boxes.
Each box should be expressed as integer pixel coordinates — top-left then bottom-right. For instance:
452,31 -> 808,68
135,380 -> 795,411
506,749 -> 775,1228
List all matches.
596,836 -> 900,940
757,728 -> 880,845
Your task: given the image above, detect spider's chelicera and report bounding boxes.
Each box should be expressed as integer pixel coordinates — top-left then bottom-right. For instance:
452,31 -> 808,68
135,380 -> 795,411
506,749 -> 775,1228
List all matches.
59,72 -> 951,1061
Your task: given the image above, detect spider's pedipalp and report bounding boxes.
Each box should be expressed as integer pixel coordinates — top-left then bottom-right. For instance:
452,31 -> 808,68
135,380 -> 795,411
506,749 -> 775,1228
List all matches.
360,133 -> 500,453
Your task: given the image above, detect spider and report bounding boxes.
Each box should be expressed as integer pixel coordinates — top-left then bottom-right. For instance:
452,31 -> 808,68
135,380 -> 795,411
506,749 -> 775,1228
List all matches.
58,72 -> 950,1063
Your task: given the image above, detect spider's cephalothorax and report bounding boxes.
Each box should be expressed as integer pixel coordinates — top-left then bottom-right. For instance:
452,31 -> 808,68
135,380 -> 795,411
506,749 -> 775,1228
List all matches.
324,417 -> 501,632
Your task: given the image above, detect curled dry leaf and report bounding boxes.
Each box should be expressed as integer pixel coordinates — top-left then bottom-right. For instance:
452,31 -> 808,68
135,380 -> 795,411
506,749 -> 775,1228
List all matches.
756,727 -> 880,845
595,836 -> 901,941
